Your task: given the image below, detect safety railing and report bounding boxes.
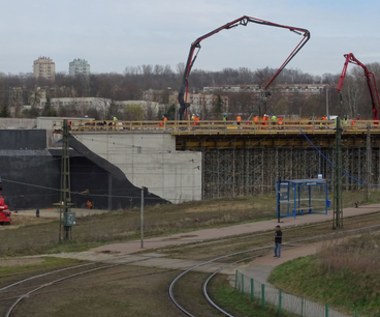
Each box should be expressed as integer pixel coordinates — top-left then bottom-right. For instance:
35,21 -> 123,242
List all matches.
64,118 -> 380,135
235,270 -> 362,317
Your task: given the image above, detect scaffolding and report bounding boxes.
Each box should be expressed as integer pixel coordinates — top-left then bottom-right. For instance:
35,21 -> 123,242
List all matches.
202,143 -> 377,200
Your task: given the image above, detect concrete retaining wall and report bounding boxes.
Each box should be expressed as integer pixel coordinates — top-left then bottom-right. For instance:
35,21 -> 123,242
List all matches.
0,118 -> 36,129
73,132 -> 202,203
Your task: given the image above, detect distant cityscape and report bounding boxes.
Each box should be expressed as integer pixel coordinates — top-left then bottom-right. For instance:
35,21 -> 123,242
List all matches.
0,55 -> 368,120
26,56 -> 329,120
33,56 -> 90,80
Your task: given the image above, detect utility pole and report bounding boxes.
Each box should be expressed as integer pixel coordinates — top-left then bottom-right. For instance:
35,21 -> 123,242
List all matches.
333,117 -> 343,229
140,186 -> 147,248
325,86 -> 329,119
59,119 -> 75,241
366,124 -> 372,201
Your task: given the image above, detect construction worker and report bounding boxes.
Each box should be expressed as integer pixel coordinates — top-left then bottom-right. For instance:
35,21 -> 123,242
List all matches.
343,115 -> 348,127
277,116 -> 284,128
319,115 -> 327,129
223,113 -> 227,123
111,115 -> 118,130
86,199 -> 93,209
236,114 -> 242,125
194,114 -> 200,126
159,114 -> 168,128
253,115 -> 260,125
271,114 -> 277,125
262,114 -> 269,126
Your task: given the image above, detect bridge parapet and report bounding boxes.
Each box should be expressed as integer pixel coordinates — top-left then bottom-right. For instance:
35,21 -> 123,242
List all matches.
69,119 -> 380,136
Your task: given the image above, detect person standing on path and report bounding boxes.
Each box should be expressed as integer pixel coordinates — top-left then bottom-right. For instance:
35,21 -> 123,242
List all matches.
274,225 -> 282,257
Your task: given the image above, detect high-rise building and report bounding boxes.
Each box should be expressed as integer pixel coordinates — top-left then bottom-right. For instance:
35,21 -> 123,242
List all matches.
69,58 -> 90,76
33,56 -> 55,80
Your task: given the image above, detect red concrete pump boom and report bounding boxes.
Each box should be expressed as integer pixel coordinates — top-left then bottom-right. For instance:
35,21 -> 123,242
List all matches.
336,52 -> 380,120
177,15 -> 311,119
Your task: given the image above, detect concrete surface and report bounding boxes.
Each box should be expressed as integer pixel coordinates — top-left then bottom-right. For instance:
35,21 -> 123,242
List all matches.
73,132 -> 202,203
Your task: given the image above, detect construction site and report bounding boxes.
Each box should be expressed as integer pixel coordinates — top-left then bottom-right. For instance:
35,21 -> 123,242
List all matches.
1,7 -> 380,317
2,15 -> 380,213
69,118 -> 380,201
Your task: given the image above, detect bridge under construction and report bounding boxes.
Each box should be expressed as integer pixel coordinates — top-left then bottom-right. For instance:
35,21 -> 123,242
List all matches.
70,118 -> 380,201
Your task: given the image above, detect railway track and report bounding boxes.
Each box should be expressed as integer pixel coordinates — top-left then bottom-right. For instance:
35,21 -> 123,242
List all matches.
168,217 -> 380,317
0,253 -> 167,317
0,262 -> 118,317
0,211 -> 379,316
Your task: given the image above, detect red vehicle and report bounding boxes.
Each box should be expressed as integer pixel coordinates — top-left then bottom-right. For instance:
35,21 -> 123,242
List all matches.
0,197 -> 11,225
336,52 -> 380,120
0,177 -> 11,225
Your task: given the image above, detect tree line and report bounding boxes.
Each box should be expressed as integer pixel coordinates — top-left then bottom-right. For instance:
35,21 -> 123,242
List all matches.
1,62 -> 380,119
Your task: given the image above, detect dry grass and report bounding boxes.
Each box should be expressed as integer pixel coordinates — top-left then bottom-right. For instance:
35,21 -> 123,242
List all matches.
0,195 -> 275,256
2,265 -> 182,317
317,233 -> 380,275
270,232 -> 380,316
1,189 -> 380,256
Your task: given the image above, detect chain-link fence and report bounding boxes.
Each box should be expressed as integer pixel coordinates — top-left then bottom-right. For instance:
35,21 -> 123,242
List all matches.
235,270 -> 362,317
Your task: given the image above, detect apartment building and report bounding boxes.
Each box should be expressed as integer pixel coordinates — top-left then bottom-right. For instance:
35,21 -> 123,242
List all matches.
69,58 -> 91,76
33,56 -> 55,80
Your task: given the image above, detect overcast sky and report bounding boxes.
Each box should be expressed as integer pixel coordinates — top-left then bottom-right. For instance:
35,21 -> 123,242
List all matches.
1,0 -> 380,76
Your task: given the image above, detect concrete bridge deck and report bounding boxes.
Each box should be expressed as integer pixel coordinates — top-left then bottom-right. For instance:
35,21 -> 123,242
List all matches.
68,119 -> 380,136
67,119 -> 380,150
46,117 -> 380,203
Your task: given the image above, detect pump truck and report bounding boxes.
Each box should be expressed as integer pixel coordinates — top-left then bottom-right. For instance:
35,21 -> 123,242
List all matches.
178,15 -> 311,119
336,52 -> 380,120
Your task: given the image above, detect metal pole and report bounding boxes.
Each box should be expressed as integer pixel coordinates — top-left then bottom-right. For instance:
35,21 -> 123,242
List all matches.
276,179 -> 281,223
140,187 -> 146,248
108,174 -> 112,211
325,86 -> 329,118
59,204 -> 62,242
333,117 -> 343,229
60,119 -> 72,241
250,278 -> 254,301
366,124 -> 372,201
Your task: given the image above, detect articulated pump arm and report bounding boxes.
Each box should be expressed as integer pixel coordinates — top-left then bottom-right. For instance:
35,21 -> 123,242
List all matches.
178,15 -> 311,119
336,52 -> 380,120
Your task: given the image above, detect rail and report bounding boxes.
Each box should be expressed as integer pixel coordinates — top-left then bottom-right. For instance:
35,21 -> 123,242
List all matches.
64,119 -> 380,135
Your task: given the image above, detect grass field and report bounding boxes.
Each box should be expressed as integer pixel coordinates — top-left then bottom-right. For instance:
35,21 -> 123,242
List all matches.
268,233 -> 380,317
0,195 -> 275,256
1,190 -> 379,316
1,189 -> 377,256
